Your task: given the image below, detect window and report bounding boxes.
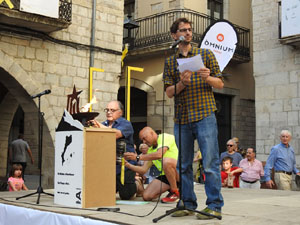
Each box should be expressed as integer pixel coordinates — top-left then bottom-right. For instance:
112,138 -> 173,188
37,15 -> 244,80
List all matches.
151,2 -> 163,14
124,0 -> 135,18
207,0 -> 223,20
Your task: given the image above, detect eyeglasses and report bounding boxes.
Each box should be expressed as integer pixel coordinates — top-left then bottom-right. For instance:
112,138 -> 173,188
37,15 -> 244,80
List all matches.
227,144 -> 233,147
104,108 -> 120,113
178,28 -> 192,33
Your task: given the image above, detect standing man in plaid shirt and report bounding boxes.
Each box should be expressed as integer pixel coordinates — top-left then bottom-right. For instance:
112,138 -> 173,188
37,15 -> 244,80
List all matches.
164,17 -> 224,220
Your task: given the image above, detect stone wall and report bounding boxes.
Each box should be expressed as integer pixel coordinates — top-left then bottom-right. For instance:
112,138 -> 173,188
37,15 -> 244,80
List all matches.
232,97 -> 256,150
0,0 -> 124,187
252,0 -> 300,164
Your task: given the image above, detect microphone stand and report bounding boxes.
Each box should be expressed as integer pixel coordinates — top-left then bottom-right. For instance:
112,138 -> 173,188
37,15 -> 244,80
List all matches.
16,95 -> 54,204
153,44 -> 221,223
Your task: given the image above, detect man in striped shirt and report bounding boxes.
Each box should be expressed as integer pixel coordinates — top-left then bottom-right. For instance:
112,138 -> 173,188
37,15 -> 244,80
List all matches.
239,148 -> 264,189
164,17 -> 224,220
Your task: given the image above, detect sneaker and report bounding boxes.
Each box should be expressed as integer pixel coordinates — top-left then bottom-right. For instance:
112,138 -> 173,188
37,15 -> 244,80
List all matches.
196,207 -> 222,220
171,210 -> 195,217
161,192 -> 179,204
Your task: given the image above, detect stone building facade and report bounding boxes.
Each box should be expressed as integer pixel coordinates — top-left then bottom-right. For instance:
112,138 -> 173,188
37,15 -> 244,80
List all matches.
252,0 -> 300,165
0,0 -> 124,187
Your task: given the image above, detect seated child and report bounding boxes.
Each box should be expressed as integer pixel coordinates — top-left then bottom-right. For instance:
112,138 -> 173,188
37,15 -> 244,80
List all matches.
8,164 -> 28,191
221,156 -> 242,188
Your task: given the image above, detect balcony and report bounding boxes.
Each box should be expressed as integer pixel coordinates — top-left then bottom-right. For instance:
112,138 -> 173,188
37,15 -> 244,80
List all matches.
126,9 -> 250,63
0,0 -> 71,33
279,34 -> 300,48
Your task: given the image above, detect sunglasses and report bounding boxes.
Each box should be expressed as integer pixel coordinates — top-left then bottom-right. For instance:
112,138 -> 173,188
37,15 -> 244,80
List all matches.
227,144 -> 233,147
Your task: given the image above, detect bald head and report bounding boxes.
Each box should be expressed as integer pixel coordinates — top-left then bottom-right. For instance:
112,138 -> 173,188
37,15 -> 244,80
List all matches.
140,126 -> 153,135
139,127 -> 158,147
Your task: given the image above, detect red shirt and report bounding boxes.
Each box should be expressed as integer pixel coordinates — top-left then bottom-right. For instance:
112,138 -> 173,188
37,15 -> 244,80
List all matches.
221,167 -> 241,188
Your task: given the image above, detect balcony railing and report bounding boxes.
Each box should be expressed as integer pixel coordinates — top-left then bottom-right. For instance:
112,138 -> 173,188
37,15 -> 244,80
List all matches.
130,9 -> 250,62
0,0 -> 72,22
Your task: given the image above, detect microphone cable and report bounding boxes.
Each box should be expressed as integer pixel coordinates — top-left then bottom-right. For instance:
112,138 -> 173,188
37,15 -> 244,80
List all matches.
114,48 -> 171,218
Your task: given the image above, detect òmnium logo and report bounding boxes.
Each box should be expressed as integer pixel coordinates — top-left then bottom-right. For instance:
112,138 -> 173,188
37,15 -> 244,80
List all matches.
217,33 -> 224,42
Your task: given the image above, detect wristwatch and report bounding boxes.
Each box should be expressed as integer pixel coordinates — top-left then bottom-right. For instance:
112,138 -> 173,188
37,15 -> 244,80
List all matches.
136,155 -> 140,162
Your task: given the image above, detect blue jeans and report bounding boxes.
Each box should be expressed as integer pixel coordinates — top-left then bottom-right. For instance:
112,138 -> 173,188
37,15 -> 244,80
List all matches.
174,113 -> 224,212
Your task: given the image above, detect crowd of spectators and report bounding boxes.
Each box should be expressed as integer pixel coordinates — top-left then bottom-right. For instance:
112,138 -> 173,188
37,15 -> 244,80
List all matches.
194,131 -> 300,191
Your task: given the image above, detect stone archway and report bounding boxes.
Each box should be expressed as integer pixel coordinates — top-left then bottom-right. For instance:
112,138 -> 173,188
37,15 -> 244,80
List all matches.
0,50 -> 56,187
119,77 -> 174,133
119,78 -> 155,143
119,77 -> 155,94
0,92 -> 19,177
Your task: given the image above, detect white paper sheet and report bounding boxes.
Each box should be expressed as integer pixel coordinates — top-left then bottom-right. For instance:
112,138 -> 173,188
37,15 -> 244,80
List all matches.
176,54 -> 205,73
20,0 -> 59,18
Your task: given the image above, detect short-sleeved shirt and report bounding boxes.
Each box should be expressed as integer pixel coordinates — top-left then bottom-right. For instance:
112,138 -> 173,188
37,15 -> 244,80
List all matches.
10,139 -> 29,162
8,177 -> 24,191
163,46 -> 223,124
221,167 -> 241,188
102,117 -> 135,174
239,158 -> 264,182
147,133 -> 178,176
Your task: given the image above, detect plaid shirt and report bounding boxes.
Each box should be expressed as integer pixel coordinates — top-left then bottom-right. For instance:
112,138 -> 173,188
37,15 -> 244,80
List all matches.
164,46 -> 223,124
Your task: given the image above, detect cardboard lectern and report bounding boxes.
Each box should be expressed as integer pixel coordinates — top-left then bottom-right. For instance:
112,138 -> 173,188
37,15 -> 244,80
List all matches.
82,127 -> 116,208
55,112 -> 116,208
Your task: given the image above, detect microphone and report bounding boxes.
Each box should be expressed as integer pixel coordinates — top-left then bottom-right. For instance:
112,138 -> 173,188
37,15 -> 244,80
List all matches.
31,89 -> 51,99
170,36 -> 185,49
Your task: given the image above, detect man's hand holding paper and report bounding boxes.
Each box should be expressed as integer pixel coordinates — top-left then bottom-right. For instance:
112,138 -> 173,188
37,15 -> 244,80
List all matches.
180,70 -> 192,86
177,54 -> 209,85
198,67 -> 211,81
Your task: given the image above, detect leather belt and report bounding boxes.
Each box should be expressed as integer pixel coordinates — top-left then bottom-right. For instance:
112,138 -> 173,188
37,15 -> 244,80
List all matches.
241,179 -> 259,184
275,171 -> 292,175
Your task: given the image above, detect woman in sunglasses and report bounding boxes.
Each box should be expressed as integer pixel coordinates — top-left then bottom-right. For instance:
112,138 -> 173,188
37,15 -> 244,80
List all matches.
219,139 -> 243,167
